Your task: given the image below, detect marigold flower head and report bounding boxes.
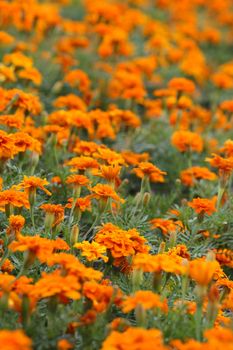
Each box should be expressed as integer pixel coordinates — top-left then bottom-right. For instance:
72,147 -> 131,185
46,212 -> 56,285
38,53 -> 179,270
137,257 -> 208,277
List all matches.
206,154 -> 233,175
133,253 -> 186,275
168,77 -> 195,94
0,189 -> 29,211
95,223 -> 149,259
171,130 -> 203,153
66,156 -> 99,172
189,258 -> 220,286
83,281 -> 121,312
150,218 -> 183,235
15,176 -> 51,196
66,174 -> 89,187
40,204 -> 64,227
122,290 -> 168,313
66,196 -> 92,212
133,162 -> 166,182
91,184 -> 124,203
0,130 -> 17,160
7,214 -> 25,238
74,241 -> 108,262
188,197 -> 217,215
46,253 -> 102,282
31,270 -> 81,303
101,327 -> 167,350
180,166 -> 217,186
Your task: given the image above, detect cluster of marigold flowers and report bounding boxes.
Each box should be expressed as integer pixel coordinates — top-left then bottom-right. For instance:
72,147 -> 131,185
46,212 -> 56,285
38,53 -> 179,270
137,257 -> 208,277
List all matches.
0,0 -> 233,349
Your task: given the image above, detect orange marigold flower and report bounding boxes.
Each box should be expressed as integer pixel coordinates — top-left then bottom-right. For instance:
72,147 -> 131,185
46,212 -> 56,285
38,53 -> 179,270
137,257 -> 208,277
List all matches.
74,241 -> 108,262
168,77 -> 195,94
171,130 -> 203,153
83,281 -> 119,313
94,147 -> 125,166
18,67 -> 42,86
46,253 -> 102,282
9,235 -> 69,263
66,196 -> 92,212
101,327 -> 166,350
53,94 -> 87,111
0,130 -> 17,159
66,156 -> 99,171
188,197 -> 217,215
91,184 -> 124,203
95,223 -> 149,259
122,290 -> 168,313
121,150 -> 150,166
180,166 -> 217,186
150,218 -> 183,235
133,253 -> 186,275
133,162 -> 166,182
73,140 -> 99,156
13,132 -> 42,154
6,214 -> 25,238
189,258 -> 220,286
66,174 -> 89,187
16,176 -> 51,196
0,189 -> 29,211
92,165 -> 121,186
40,204 -> 64,227
206,154 -> 233,175
3,52 -> 33,69
31,270 -> 81,302
0,330 -> 32,350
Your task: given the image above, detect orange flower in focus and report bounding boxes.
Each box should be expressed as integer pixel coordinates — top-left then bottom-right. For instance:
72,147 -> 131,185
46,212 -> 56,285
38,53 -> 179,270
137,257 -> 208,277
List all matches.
74,241 -> 108,262
66,174 -> 90,187
0,330 -> 32,350
31,270 -> 81,302
133,162 -> 166,182
189,258 -> 220,286
122,290 -> 168,313
6,214 -> 25,238
83,281 -> 120,313
171,130 -> 203,153
188,197 -> 217,215
95,223 -> 149,259
16,176 -> 51,196
0,189 -> 29,211
91,184 -> 124,203
9,235 -> 69,263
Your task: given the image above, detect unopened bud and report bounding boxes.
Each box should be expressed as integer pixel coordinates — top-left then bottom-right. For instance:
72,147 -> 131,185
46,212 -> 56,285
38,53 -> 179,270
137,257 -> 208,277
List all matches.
71,225 -> 79,245
132,268 -> 143,292
143,192 -> 151,206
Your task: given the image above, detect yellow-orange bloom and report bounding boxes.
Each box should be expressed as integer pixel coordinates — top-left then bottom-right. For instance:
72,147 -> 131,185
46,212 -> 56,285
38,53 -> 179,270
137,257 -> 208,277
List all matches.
189,258 -> 220,286
74,241 -> 108,262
